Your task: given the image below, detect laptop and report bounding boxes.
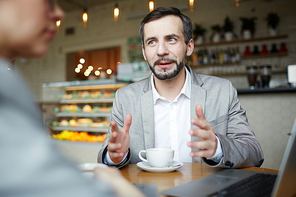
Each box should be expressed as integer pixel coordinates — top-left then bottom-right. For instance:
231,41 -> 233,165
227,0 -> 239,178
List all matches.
162,119 -> 296,197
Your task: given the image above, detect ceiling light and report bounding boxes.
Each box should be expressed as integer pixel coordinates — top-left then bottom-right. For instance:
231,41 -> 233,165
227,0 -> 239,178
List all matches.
75,68 -> 80,73
79,58 -> 85,64
232,0 -> 241,7
148,1 -> 155,12
95,70 -> 100,76
82,9 -> 88,28
56,20 -> 61,32
77,64 -> 83,69
189,0 -> 194,12
106,69 -> 112,75
114,3 -> 120,24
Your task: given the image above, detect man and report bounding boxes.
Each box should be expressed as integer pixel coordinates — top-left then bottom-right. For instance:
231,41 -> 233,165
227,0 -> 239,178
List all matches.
98,7 -> 264,168
0,0 -> 143,196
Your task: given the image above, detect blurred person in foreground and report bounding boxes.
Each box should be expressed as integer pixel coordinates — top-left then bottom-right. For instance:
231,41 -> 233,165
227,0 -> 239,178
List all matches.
98,7 -> 264,169
0,0 -> 144,196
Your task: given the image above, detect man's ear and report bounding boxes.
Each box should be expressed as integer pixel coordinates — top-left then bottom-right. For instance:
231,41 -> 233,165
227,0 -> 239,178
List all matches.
186,39 -> 194,56
142,45 -> 147,60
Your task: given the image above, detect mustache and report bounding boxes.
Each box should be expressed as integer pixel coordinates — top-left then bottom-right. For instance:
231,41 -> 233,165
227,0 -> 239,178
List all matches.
153,58 -> 177,66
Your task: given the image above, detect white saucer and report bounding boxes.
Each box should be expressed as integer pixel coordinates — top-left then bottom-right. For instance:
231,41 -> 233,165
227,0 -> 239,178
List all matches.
136,161 -> 183,173
77,163 -> 108,172
77,163 -> 108,179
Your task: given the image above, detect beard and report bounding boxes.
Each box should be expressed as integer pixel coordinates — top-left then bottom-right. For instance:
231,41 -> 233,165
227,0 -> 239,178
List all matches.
147,53 -> 187,80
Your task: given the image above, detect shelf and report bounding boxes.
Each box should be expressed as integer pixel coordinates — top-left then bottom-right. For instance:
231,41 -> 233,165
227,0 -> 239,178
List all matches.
64,83 -> 126,91
52,126 -> 108,133
194,70 -> 287,77
213,72 -> 246,77
191,62 -> 240,68
195,34 -> 288,47
237,87 -> 296,94
242,52 -> 288,59
51,139 -> 103,146
56,112 -> 111,118
60,98 -> 114,103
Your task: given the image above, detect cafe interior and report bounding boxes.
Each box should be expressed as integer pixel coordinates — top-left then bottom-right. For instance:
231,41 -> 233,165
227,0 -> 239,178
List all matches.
14,0 -> 295,181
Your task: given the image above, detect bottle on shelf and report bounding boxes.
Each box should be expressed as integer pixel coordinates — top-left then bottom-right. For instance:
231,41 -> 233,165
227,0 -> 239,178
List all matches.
203,48 -> 209,65
219,49 -> 224,64
210,49 -> 216,64
235,47 -> 241,62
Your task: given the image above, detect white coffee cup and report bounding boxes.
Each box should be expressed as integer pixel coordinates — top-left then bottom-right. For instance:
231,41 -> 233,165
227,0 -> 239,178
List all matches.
138,148 -> 174,167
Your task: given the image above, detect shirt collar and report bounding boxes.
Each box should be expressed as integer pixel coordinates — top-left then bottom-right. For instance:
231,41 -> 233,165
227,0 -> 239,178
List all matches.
151,67 -> 191,104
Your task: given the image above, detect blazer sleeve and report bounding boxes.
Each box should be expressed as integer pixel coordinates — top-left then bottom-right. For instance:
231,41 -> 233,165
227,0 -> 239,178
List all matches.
97,88 -> 132,168
202,82 -> 264,168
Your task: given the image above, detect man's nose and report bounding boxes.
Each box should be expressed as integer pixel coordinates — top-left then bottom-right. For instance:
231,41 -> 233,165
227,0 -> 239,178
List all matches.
157,41 -> 169,56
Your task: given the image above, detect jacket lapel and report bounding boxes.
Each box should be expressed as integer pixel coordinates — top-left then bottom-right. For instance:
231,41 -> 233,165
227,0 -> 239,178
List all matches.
188,66 -> 206,162
188,65 -> 206,123
141,77 -> 155,150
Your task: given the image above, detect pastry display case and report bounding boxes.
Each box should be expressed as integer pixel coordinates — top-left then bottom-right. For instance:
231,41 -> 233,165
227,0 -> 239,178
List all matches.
42,78 -> 127,144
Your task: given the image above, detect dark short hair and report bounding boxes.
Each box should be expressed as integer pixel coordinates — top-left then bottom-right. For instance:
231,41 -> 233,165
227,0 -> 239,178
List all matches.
139,7 -> 193,46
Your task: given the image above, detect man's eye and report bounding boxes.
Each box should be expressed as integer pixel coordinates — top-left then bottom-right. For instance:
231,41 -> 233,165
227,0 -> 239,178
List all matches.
168,38 -> 176,43
148,40 -> 156,45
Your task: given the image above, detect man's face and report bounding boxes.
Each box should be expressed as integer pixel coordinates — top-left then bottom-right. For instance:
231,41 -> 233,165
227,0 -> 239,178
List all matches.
0,0 -> 64,58
142,15 -> 194,80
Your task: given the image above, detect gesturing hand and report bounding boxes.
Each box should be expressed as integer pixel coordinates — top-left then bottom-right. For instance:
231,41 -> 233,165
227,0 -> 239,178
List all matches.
187,104 -> 217,159
107,114 -> 132,163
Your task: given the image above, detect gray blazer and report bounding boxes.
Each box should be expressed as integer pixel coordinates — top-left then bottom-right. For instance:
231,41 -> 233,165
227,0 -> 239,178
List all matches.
98,65 -> 264,168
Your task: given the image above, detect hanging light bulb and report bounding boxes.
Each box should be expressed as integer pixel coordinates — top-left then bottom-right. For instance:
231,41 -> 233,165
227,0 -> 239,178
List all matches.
232,0 -> 241,7
189,0 -> 194,12
79,58 -> 85,64
113,3 -> 119,24
56,20 -> 61,33
148,0 -> 155,12
82,9 -> 88,28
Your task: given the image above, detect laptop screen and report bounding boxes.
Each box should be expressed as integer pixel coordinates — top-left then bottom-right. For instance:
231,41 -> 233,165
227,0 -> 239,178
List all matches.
271,119 -> 296,197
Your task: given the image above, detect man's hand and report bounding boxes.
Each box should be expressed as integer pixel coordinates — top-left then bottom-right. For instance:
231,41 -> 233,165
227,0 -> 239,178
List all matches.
187,104 -> 217,159
107,114 -> 132,163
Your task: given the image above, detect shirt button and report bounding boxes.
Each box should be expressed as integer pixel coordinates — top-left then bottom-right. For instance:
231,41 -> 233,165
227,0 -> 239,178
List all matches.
170,106 -> 174,110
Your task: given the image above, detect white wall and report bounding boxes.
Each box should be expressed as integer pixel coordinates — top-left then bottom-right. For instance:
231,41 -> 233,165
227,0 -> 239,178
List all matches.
238,93 -> 296,170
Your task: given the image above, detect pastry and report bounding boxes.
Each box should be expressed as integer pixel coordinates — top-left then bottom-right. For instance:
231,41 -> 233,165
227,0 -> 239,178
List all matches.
82,105 -> 92,113
59,119 -> 69,126
77,118 -> 93,127
69,119 -> 77,127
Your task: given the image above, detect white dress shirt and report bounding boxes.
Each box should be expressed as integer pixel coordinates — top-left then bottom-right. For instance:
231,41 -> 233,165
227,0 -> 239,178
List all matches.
106,67 -> 223,164
151,67 -> 223,162
151,68 -> 192,162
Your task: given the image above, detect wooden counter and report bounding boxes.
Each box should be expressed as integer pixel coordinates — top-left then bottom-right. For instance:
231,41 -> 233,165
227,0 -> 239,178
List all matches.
119,163 -> 278,197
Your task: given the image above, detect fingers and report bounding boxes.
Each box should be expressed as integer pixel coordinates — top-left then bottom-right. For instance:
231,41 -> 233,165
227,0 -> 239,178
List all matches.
189,105 -> 217,158
187,138 -> 216,150
189,149 -> 216,159
107,141 -> 122,152
189,128 -> 210,140
195,104 -> 205,121
108,151 -> 125,160
187,138 -> 217,158
111,120 -> 119,133
192,105 -> 211,131
107,143 -> 125,163
122,114 -> 132,133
